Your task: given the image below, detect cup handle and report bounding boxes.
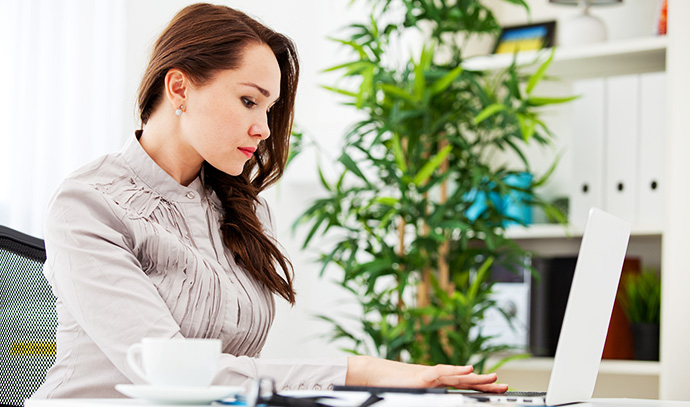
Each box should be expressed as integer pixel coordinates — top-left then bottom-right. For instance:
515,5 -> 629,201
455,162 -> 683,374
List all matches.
126,343 -> 148,383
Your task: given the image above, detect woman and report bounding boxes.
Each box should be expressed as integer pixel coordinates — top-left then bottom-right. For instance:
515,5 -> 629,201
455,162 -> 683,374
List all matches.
32,3 -> 508,398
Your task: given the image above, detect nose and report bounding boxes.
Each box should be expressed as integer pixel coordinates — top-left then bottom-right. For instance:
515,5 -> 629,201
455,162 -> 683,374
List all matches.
249,114 -> 271,140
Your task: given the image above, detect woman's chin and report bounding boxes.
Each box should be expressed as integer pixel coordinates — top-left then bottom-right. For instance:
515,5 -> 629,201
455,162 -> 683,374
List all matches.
207,161 -> 245,177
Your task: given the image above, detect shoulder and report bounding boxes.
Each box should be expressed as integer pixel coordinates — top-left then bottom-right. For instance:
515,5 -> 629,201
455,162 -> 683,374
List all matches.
46,151 -> 149,232
49,153 -> 125,209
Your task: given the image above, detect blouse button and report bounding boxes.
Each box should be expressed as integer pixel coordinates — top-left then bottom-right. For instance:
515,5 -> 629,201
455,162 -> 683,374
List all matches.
185,191 -> 196,199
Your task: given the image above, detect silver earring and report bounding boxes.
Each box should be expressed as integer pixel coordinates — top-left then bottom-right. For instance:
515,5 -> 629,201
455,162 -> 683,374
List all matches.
175,105 -> 184,116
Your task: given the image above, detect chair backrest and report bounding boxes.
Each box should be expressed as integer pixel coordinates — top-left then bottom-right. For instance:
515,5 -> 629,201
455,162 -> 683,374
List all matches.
0,226 -> 55,407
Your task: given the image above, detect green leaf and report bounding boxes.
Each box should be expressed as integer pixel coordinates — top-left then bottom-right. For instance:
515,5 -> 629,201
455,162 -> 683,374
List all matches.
541,203 -> 567,225
302,214 -> 327,248
527,95 -> 579,106
329,37 -> 369,60
322,60 -> 375,74
532,154 -> 561,188
412,144 -> 453,186
468,257 -> 493,301
374,196 -> 399,207
377,208 -> 397,231
379,83 -> 417,102
316,165 -> 332,192
474,104 -> 507,125
321,85 -> 358,98
370,14 -> 379,38
517,113 -> 536,141
356,65 -> 376,108
429,65 -> 463,95
413,46 -> 432,99
526,48 -> 555,95
339,152 -> 369,184
391,133 -> 408,173
503,137 -> 530,168
419,43 -> 434,71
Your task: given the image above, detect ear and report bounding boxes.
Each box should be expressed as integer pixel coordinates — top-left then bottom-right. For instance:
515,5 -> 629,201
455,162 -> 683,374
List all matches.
164,69 -> 188,113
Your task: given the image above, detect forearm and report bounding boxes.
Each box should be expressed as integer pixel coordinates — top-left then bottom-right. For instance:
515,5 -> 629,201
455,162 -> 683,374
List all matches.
345,356 -> 430,387
345,355 -> 508,393
345,355 -> 376,386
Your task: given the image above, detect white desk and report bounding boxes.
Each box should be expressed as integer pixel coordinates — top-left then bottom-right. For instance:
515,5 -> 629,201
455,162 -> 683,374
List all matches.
24,398 -> 690,407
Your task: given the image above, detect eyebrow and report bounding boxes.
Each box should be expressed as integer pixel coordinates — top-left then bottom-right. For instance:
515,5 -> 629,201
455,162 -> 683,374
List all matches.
240,82 -> 271,98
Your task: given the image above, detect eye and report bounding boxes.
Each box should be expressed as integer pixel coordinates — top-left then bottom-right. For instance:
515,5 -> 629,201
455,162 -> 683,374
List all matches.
241,97 -> 257,108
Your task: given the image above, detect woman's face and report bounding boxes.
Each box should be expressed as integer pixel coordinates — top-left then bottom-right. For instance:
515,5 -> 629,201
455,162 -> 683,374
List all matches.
181,43 -> 281,176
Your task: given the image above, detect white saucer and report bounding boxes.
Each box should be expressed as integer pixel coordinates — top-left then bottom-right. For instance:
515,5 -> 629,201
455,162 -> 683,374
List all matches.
115,384 -> 243,405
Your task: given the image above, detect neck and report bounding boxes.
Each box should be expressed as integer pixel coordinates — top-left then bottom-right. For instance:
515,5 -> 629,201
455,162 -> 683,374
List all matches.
138,111 -> 202,186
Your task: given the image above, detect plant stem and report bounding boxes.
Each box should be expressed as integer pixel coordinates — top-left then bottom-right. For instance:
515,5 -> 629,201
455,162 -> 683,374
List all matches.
397,216 -> 406,313
438,139 -> 451,295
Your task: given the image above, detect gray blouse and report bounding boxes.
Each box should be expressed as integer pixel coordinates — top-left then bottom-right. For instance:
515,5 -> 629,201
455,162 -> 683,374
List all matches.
32,136 -> 347,399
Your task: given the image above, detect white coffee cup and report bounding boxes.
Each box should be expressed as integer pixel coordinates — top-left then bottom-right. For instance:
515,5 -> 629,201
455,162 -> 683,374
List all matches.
126,337 -> 221,387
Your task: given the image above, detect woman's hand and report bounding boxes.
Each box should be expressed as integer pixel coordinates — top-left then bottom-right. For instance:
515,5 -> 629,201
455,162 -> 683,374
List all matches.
345,355 -> 508,393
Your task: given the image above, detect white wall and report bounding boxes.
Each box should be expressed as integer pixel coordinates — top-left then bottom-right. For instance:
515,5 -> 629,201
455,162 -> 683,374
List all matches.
1,0 -> 127,237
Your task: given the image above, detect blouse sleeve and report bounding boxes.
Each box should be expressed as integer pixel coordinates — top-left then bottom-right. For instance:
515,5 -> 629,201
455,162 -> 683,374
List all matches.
44,178 -> 183,383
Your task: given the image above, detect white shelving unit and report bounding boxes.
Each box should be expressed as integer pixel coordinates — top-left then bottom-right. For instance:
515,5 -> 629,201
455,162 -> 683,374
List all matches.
468,26 -> 681,399
505,224 -> 663,240
464,36 -> 667,79
476,2 -> 690,399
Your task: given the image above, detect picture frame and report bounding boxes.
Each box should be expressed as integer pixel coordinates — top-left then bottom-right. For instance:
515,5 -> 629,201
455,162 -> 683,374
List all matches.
493,21 -> 556,54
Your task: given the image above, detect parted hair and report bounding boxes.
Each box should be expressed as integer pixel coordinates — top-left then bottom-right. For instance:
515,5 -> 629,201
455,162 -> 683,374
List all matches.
136,3 -> 298,304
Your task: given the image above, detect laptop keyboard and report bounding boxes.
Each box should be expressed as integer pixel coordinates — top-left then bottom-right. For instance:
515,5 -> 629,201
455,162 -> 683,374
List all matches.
503,391 -> 547,397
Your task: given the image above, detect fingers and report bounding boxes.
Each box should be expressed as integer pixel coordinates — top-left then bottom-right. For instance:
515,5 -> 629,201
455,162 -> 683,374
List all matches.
431,370 -> 509,392
419,365 -> 473,387
470,382 -> 509,393
440,372 -> 497,387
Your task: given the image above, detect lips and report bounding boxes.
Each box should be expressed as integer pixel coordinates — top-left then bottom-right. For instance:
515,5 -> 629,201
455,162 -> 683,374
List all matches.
238,146 -> 256,158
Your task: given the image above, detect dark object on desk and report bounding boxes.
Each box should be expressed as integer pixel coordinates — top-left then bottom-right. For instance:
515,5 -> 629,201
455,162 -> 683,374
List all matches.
463,390 -> 546,404
0,225 -> 54,407
248,378 -> 335,407
333,385 -> 447,394
248,378 -> 383,407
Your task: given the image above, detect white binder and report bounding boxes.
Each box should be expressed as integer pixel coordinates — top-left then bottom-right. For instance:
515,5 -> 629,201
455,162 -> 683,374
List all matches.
636,72 -> 666,229
570,78 -> 606,227
604,75 -> 639,224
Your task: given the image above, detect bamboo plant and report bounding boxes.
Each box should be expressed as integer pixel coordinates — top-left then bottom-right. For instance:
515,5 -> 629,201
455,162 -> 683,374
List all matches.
294,0 -> 573,371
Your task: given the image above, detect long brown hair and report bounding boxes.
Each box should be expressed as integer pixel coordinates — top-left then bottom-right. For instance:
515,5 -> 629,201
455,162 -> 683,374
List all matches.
137,3 -> 298,304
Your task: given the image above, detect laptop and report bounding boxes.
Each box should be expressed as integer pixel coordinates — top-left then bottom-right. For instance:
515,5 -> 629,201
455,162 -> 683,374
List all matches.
463,207 -> 631,405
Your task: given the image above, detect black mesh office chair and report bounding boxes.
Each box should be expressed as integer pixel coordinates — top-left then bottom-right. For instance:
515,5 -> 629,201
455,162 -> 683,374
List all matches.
0,225 -> 55,407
